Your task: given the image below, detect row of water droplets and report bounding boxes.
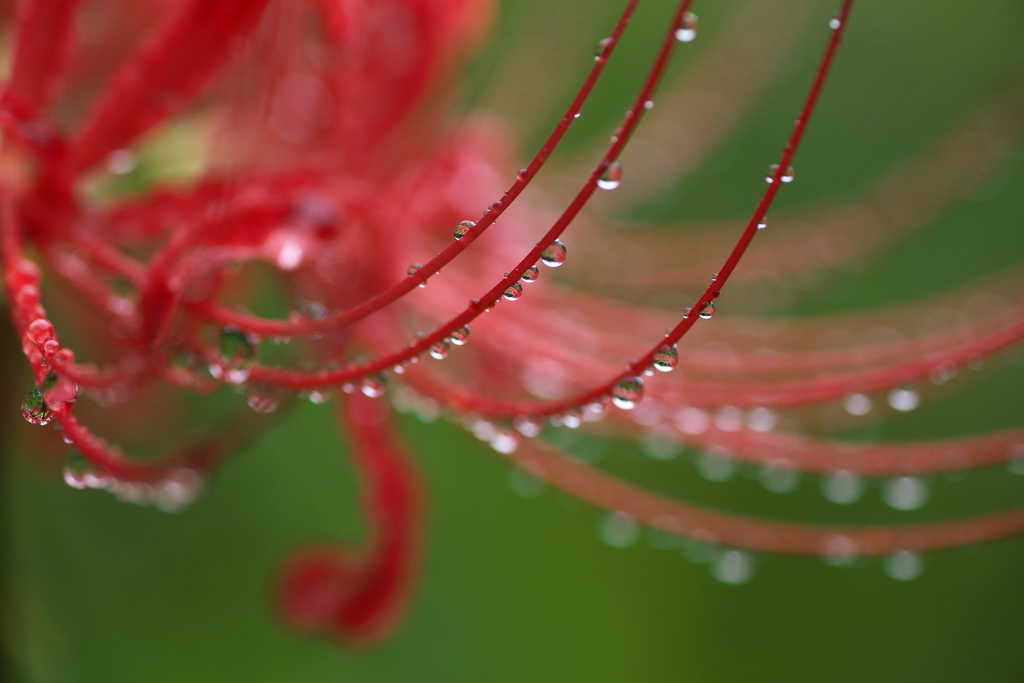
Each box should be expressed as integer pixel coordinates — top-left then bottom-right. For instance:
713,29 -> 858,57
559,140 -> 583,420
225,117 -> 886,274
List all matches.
62,451 -> 204,513
511,7 -> 917,586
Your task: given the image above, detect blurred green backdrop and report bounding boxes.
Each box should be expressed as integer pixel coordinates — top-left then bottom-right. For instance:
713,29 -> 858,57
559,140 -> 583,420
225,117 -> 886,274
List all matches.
3,0 -> 1024,681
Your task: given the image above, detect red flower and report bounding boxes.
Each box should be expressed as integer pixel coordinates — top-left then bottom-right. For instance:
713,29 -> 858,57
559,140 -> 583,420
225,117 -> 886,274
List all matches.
2,0 -> 1023,648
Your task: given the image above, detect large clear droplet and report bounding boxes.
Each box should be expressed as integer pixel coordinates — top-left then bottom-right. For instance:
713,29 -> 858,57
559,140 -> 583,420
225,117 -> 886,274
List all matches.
62,451 -> 95,489
361,373 -> 386,398
611,375 -> 644,410
247,384 -> 281,413
27,318 -> 55,345
514,415 -> 542,438
746,407 -> 777,433
453,220 -> 475,240
218,328 -> 257,383
766,164 -> 795,183
521,266 -> 540,283
652,344 -> 678,372
674,11 -> 699,42
888,387 -> 920,412
490,429 -> 519,454
21,386 -> 52,425
561,407 -> 584,429
698,301 -> 716,319
407,263 -> 427,287
597,161 -> 622,190
153,468 -> 205,513
429,339 -> 451,360
450,325 -> 470,346
541,240 -> 567,267
843,393 -> 872,416
503,280 -> 523,301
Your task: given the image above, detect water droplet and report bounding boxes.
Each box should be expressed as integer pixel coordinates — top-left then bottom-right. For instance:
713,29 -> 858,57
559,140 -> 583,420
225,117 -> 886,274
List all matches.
450,325 -> 470,346
597,160 -> 622,190
929,364 -> 956,384
598,512 -> 639,549
407,263 -> 427,287
611,375 -> 644,410
42,339 -> 60,356
275,237 -> 305,270
300,302 -> 327,319
711,549 -> 754,584
594,37 -> 613,61
883,476 -> 927,510
21,386 -> 52,425
503,280 -> 523,301
682,307 -> 693,319
63,451 -> 95,490
829,16 -> 842,30
153,468 -> 204,513
361,373 -> 386,398
541,240 -> 567,267
490,429 -> 518,454
757,218 -> 768,230
698,301 -> 716,319
674,11 -> 699,42
746,407 -> 777,433
453,220 -> 475,240
675,406 -> 710,434
843,393 -> 872,416
429,339 -> 451,360
643,100 -> 655,110
105,148 -> 138,175
713,406 -> 743,432
514,415 -> 543,438
561,407 -> 584,429
521,266 -> 540,283
760,460 -> 800,493
821,535 -> 859,567
696,449 -> 736,481
821,470 -> 863,504
307,389 -> 330,404
1008,444 -> 1024,475
218,328 -> 257,383
27,318 -> 55,345
766,164 -> 794,183
652,344 -> 678,372
888,387 -> 919,412
109,478 -> 152,506
884,551 -> 923,581
247,384 -> 280,413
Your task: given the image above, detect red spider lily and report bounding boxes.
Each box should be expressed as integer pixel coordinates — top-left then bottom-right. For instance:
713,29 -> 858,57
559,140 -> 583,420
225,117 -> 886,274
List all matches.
2,0 -> 1023,649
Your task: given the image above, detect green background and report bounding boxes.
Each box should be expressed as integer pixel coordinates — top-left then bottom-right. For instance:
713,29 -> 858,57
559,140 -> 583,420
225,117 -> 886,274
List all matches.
4,0 -> 1024,681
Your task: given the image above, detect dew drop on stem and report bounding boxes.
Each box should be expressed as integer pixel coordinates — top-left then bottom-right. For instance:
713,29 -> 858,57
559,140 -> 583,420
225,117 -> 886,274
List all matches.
597,160 -> 622,190
541,240 -> 567,267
